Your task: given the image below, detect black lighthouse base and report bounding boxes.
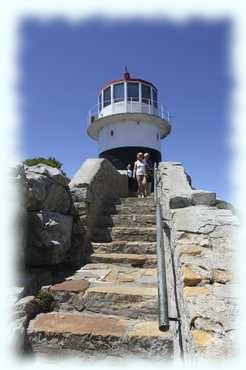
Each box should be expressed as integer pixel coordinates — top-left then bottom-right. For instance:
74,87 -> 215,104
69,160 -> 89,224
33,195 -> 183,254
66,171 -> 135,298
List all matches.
99,146 -> 161,170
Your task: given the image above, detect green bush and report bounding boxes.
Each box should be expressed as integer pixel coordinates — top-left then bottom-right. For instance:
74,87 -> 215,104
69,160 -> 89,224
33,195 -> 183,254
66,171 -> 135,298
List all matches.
23,156 -> 67,177
24,156 -> 62,170
34,290 -> 55,312
215,199 -> 239,218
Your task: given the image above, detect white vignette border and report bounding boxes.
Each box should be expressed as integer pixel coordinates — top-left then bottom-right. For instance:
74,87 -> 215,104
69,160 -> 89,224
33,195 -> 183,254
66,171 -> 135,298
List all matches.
0,1 -> 246,370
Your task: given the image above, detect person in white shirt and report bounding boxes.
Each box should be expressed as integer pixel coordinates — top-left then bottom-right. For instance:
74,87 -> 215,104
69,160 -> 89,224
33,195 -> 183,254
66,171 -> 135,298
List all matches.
127,164 -> 132,178
133,152 -> 147,198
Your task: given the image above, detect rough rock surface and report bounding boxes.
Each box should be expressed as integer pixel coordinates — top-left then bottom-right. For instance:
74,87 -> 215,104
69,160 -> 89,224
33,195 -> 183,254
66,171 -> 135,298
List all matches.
172,205 -> 239,237
26,210 -> 73,266
13,159 -> 239,361
27,196 -> 175,359
15,159 -> 127,270
10,295 -> 47,352
13,159 -> 127,352
25,164 -> 71,213
68,159 -> 127,266
159,162 -> 239,359
28,312 -> 173,358
159,162 -> 216,209
15,164 -> 74,268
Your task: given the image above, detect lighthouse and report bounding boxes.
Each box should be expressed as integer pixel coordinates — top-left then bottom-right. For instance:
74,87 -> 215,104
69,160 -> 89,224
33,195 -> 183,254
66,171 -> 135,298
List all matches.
87,68 -> 171,169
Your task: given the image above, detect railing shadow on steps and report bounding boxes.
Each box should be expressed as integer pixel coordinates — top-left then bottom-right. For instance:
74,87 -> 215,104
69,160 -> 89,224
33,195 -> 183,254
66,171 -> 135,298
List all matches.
154,163 -> 169,332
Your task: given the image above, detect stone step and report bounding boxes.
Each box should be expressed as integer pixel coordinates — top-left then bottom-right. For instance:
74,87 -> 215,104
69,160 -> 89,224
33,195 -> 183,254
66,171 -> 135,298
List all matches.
103,204 -> 156,215
103,195 -> 154,205
45,269 -> 158,313
90,253 -> 157,267
69,264 -> 158,286
41,281 -> 158,320
96,214 -> 156,227
117,197 -> 155,206
70,283 -> 158,319
91,226 -> 156,242
92,241 -> 157,254
27,312 -> 173,358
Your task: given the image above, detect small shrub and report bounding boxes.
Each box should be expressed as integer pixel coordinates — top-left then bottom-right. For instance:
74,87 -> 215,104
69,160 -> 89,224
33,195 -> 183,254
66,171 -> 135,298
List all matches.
34,290 -> 55,312
215,200 -> 234,212
215,200 -> 239,218
24,156 -> 62,169
24,156 -> 67,176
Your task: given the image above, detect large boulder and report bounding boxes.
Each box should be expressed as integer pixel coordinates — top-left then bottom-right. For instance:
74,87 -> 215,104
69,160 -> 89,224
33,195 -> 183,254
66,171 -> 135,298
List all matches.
172,205 -> 239,238
24,164 -> 71,214
26,210 -> 73,266
11,164 -> 74,268
159,162 -> 216,208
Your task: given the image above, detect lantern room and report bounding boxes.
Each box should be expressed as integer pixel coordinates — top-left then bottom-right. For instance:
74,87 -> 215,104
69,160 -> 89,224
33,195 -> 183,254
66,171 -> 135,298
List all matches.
87,68 -> 171,169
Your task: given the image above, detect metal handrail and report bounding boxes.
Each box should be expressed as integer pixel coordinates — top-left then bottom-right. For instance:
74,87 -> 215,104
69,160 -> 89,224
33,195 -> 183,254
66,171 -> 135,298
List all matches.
154,163 -> 169,331
88,97 -> 171,124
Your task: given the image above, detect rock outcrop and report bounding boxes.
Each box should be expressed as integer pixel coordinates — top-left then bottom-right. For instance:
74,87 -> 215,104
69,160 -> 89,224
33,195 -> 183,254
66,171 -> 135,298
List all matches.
11,159 -> 239,360
12,159 -> 127,352
159,162 -> 239,359
25,164 -> 71,213
15,164 -> 73,268
26,210 -> 73,266
68,158 -> 128,267
15,159 -> 127,274
161,162 -> 216,209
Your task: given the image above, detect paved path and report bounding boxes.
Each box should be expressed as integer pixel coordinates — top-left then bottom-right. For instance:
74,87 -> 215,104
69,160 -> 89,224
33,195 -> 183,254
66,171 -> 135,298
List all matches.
27,196 -> 174,359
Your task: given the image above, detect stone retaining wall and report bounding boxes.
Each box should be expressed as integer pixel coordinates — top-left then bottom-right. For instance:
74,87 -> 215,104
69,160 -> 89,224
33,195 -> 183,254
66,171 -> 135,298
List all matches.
68,158 -> 128,266
159,162 -> 239,359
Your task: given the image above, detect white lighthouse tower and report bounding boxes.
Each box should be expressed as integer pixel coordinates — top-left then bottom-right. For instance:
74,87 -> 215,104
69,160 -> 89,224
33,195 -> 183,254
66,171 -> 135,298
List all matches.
87,68 -> 171,169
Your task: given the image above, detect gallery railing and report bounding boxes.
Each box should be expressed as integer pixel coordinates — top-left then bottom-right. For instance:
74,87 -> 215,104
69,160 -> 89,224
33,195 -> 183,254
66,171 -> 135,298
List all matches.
88,97 -> 171,124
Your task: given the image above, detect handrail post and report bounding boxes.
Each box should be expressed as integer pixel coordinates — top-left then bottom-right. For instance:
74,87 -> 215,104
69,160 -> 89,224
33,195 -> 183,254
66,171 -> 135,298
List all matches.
154,164 -> 169,332
154,163 -> 157,205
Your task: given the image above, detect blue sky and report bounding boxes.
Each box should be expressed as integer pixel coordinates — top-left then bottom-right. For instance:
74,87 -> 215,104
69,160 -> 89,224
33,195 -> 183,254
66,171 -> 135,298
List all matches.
19,18 -> 232,201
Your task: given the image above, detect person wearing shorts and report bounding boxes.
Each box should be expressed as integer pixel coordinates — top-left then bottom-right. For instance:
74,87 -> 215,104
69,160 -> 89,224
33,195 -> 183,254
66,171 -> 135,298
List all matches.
133,152 -> 147,198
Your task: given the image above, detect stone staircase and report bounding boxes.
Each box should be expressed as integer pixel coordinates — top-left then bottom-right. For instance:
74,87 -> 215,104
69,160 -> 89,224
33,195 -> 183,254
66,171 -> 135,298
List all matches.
27,196 -> 174,359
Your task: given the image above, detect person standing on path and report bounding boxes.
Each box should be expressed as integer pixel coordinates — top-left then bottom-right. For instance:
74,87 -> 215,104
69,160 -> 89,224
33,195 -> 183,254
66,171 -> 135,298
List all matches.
126,164 -> 134,193
143,153 -> 154,196
133,152 -> 147,198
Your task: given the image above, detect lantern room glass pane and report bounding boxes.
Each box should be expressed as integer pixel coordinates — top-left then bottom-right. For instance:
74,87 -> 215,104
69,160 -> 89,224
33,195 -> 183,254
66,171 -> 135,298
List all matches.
113,83 -> 124,103
153,89 -> 158,108
99,93 -> 102,111
103,86 -> 111,107
141,84 -> 151,104
127,82 -> 139,101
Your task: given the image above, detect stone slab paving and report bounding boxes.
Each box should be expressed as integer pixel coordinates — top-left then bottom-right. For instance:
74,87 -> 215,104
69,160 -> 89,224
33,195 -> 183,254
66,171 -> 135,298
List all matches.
97,214 -> 156,227
91,226 -> 157,242
68,264 -> 158,286
28,312 -> 173,358
27,196 -> 174,359
91,241 -> 156,254
106,204 -> 156,215
90,252 -> 157,267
